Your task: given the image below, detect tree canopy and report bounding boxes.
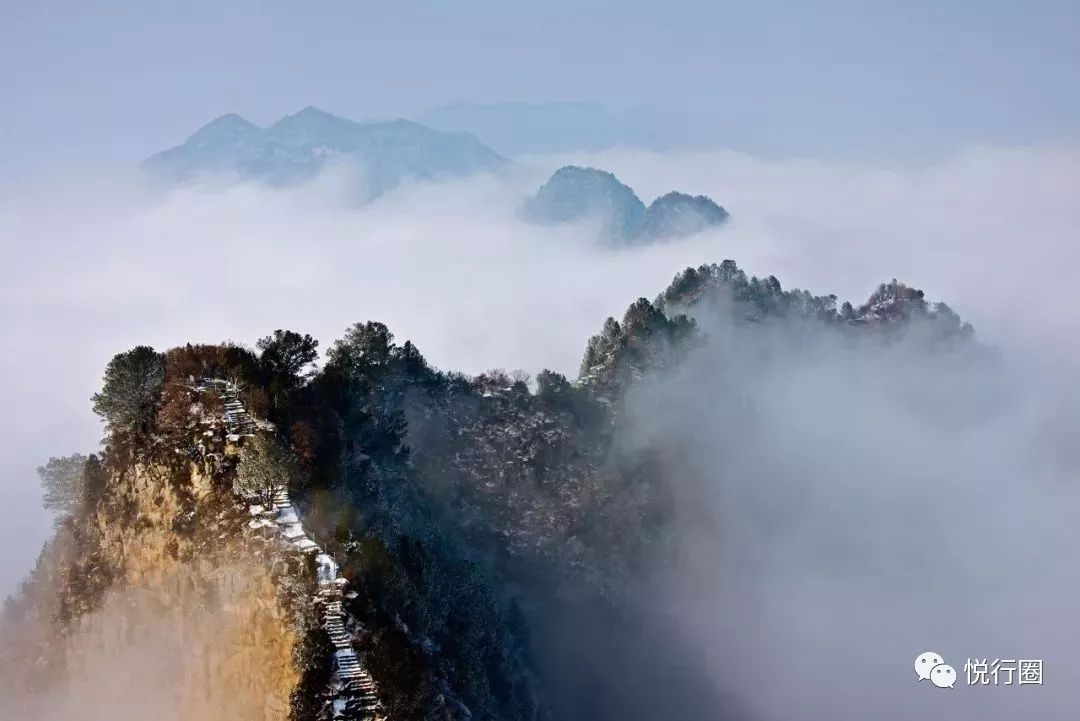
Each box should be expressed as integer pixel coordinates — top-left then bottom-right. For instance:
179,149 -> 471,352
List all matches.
257,329 -> 320,382
91,346 -> 166,441
36,454 -> 88,518
235,433 -> 301,506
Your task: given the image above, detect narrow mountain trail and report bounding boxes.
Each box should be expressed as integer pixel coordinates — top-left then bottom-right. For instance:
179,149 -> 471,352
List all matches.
205,379 -> 384,720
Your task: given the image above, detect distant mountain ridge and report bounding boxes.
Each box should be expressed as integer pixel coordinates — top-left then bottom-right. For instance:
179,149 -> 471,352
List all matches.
143,106 -> 508,199
524,165 -> 730,243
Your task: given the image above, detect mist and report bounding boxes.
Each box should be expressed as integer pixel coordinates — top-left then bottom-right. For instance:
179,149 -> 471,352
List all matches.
2,145 -> 1079,721
0,161 -> 730,594
614,300 -> 1080,719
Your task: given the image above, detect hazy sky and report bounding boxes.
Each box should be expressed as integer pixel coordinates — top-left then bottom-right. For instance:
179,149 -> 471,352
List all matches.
2,0 -> 1079,172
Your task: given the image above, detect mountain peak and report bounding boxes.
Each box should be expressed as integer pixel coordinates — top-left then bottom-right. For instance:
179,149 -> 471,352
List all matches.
524,166 -> 731,244
640,191 -> 730,239
267,106 -> 359,143
144,107 -> 507,196
293,105 -> 339,121
186,113 -> 258,145
524,165 -> 647,242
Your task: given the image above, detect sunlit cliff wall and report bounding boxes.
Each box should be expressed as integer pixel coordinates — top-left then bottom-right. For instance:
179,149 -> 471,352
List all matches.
2,458 -> 307,721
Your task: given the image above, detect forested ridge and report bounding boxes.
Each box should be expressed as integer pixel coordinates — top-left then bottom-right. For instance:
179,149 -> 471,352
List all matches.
0,259 -> 979,721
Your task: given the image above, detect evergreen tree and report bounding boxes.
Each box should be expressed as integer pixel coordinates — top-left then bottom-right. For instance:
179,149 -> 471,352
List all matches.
36,454 -> 88,518
257,329 -> 319,382
91,346 -> 165,441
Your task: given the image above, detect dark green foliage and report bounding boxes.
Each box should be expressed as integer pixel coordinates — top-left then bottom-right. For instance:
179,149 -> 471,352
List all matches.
292,322 -> 544,721
359,535 -> 537,721
656,261 -> 975,351
329,321 -> 397,376
579,298 -> 697,393
91,345 -> 165,443
257,330 -> 319,420
258,329 -> 320,380
364,629 -> 433,721
535,370 -> 603,429
290,626 -> 335,721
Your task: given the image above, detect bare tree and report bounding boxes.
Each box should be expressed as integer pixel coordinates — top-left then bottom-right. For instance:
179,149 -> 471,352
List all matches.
234,434 -> 299,507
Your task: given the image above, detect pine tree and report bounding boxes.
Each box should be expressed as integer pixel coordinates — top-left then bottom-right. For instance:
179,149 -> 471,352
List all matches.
91,346 -> 165,441
36,454 -> 88,519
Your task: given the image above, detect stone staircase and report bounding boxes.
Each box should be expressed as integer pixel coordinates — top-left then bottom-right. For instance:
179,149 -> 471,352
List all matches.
316,552 -> 379,713
267,491 -> 380,718
193,377 -> 258,437
197,377 -> 382,719
221,386 -> 258,437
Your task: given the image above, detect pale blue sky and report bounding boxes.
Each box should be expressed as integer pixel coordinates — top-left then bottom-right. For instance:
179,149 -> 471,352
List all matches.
1,0 -> 1078,168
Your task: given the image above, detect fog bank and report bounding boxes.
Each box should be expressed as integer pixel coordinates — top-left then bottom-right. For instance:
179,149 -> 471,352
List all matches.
2,144 -> 1078,606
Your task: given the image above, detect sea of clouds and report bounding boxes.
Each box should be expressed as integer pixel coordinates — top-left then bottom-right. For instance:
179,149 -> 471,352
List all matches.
2,145 -> 1079,719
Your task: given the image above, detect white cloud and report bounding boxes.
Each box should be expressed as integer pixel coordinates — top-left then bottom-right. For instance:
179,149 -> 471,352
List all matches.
1,143 -> 1078,633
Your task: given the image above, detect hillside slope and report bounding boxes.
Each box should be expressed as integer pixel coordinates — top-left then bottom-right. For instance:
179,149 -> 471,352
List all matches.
1,260 -> 982,721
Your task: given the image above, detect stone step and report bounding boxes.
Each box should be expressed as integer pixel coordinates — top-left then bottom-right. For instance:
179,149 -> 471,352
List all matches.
342,685 -> 376,696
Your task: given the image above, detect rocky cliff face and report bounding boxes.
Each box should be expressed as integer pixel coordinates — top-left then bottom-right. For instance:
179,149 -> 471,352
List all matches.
0,412 -> 314,721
